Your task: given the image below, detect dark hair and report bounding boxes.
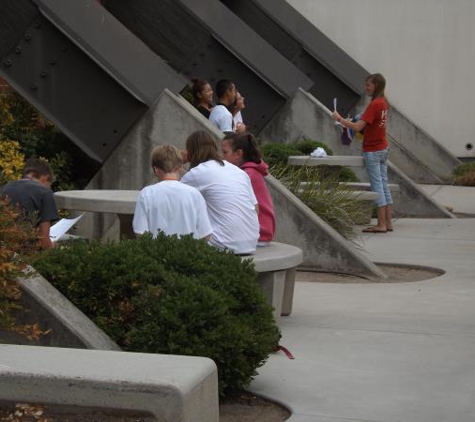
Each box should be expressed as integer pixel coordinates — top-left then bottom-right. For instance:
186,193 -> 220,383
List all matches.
190,78 -> 210,105
366,73 -> 386,99
186,130 -> 224,168
22,157 -> 54,180
215,79 -> 234,99
223,132 -> 262,164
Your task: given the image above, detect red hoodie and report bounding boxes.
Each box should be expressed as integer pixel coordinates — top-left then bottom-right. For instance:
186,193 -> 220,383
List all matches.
240,160 -> 276,242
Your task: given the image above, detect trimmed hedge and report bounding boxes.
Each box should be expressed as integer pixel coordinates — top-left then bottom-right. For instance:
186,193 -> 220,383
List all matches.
33,233 -> 280,396
293,139 -> 333,156
262,141 -> 358,183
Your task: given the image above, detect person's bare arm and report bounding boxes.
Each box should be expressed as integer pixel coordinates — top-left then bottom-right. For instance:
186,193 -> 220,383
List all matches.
332,111 -> 367,133
38,221 -> 55,249
235,122 -> 247,133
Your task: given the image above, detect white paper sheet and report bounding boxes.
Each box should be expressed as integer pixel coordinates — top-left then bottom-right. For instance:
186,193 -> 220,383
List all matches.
49,213 -> 84,241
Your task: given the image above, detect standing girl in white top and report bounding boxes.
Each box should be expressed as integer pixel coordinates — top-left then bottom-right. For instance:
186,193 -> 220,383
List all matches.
181,130 -> 259,255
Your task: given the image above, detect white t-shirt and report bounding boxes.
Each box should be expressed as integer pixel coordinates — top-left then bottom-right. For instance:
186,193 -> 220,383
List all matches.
209,104 -> 233,132
233,111 -> 243,127
132,180 -> 212,239
181,160 -> 259,254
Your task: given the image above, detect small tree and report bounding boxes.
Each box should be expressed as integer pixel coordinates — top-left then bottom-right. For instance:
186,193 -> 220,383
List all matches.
0,198 -> 44,340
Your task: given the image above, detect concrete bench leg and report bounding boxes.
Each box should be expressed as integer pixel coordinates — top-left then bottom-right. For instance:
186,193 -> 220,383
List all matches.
281,268 -> 296,317
257,270 -> 286,321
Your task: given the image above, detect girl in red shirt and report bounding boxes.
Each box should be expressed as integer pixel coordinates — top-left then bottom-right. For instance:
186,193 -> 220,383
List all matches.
333,73 -> 393,233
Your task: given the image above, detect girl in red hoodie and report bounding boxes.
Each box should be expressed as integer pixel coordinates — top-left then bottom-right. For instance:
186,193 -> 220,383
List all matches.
222,133 -> 276,245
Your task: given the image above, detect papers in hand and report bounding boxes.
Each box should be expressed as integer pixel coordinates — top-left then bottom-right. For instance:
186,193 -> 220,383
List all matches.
50,213 -> 84,241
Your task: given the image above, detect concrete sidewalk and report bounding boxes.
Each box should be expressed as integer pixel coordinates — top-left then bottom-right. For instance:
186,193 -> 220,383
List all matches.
251,186 -> 475,422
419,184 -> 475,215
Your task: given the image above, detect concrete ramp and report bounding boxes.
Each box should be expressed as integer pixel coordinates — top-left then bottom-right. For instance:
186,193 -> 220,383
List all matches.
268,176 -> 387,279
260,88 -> 455,219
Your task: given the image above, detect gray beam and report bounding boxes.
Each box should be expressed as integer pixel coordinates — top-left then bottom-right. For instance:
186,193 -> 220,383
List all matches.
178,0 -> 313,98
250,0 -> 368,94
34,0 -> 186,105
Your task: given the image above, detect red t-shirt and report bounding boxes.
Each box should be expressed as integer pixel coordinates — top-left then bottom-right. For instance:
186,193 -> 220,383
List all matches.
361,97 -> 389,152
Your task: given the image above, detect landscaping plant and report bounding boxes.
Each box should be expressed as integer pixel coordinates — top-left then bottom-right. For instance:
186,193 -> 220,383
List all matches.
32,233 -> 281,397
0,91 -> 100,190
452,162 -> 475,187
272,165 -> 367,239
0,198 -> 44,340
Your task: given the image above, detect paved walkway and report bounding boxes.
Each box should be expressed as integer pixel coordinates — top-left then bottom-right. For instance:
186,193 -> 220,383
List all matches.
251,186 -> 475,422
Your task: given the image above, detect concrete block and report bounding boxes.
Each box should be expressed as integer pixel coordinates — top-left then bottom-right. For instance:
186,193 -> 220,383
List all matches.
266,175 -> 387,279
14,270 -> 120,350
0,344 -> 219,422
288,155 -> 364,167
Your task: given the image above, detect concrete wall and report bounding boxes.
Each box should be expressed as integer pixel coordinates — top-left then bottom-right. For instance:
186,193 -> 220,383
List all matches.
286,0 -> 475,159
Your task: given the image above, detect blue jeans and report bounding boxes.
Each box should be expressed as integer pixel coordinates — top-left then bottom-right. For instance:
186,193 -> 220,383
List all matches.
362,148 -> 393,207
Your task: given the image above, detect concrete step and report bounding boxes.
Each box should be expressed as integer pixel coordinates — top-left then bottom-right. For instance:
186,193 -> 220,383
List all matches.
297,188 -> 379,201
288,155 -> 364,167
299,181 -> 400,192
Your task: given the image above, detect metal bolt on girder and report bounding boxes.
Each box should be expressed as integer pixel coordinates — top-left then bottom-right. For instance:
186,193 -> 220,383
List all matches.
3,59 -> 12,67
15,46 -> 22,54
24,33 -> 32,41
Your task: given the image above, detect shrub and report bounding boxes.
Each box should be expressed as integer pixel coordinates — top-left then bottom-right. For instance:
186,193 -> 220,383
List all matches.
272,165 -> 367,239
32,233 -> 281,396
0,91 -> 100,190
0,140 -> 24,186
0,198 -> 44,340
261,142 -> 302,167
452,162 -> 475,177
453,171 -> 475,186
293,138 -> 333,156
452,163 -> 475,186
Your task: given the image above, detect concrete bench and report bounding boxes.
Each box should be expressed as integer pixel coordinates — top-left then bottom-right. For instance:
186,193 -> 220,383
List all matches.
245,242 -> 303,320
0,344 -> 219,422
288,155 -> 364,167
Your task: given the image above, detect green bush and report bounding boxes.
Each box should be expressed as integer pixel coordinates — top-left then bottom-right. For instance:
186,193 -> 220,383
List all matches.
0,91 -> 100,190
452,163 -> 475,186
272,165 -> 367,239
293,139 -> 333,156
452,162 -> 475,177
261,142 -> 302,167
32,233 -> 280,396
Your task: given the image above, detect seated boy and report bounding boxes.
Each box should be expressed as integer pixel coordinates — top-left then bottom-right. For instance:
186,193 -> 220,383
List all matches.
132,144 -> 212,240
1,158 -> 59,249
